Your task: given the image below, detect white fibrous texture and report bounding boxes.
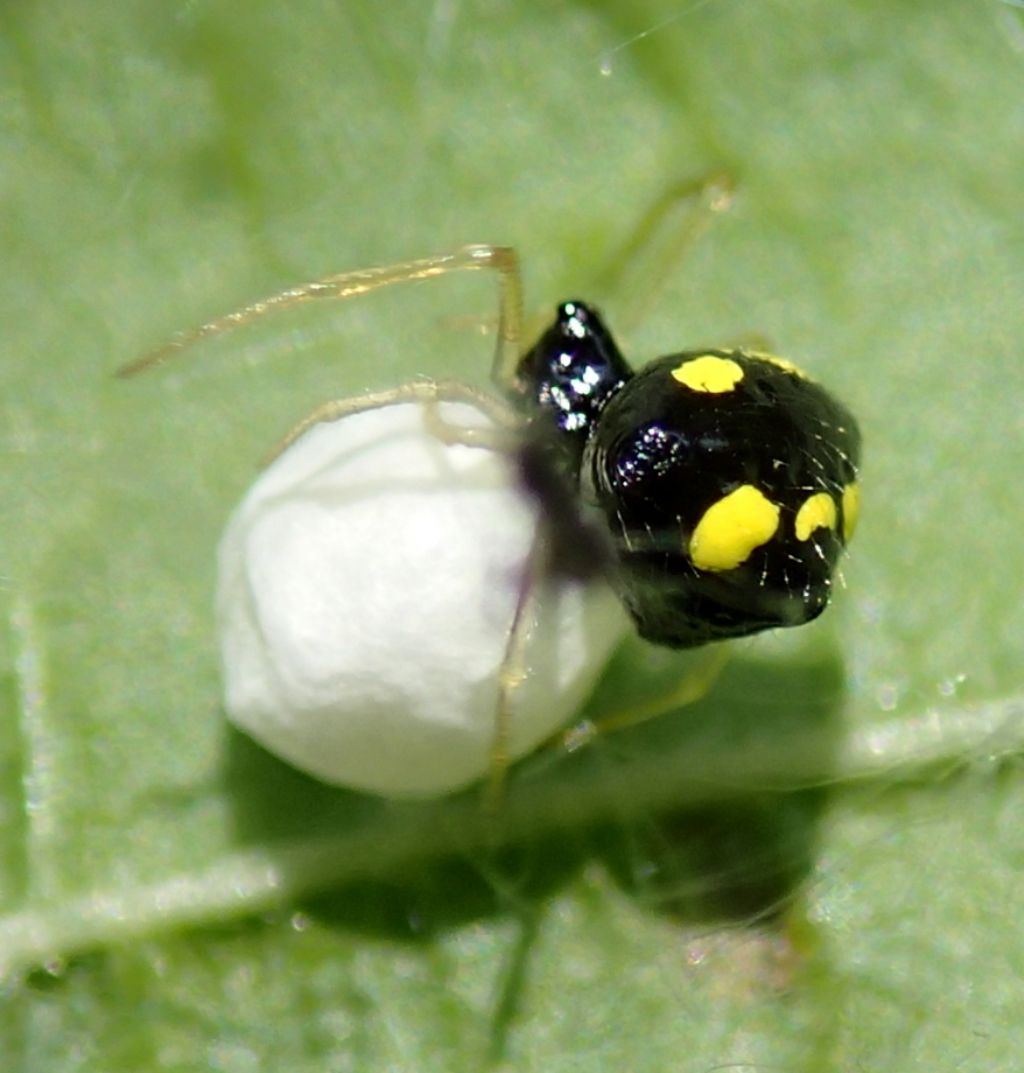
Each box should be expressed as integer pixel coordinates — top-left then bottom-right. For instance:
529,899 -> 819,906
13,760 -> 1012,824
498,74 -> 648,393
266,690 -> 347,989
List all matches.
217,401 -> 630,797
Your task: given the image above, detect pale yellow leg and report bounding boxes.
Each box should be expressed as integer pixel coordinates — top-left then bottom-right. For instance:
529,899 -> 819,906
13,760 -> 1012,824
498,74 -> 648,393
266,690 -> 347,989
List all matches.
116,244 -> 524,390
483,531 -> 547,813
561,643 -> 731,753
262,379 -> 523,465
594,173 -> 735,334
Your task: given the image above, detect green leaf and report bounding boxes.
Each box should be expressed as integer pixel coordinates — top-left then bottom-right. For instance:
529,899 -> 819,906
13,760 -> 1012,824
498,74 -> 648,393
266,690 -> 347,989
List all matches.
2,0 -> 1023,1069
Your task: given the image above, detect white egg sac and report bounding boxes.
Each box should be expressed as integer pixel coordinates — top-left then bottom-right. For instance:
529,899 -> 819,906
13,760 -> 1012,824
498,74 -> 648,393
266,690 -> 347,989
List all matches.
217,400 -> 629,797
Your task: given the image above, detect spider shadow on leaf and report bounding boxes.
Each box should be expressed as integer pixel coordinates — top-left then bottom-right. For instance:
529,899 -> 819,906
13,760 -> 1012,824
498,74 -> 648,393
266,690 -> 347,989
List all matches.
222,636 -> 845,1062
223,634 -> 846,933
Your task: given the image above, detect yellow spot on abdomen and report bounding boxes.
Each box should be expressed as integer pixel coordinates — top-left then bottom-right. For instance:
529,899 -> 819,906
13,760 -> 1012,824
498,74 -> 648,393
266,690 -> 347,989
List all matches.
671,354 -> 744,394
842,483 -> 861,542
746,350 -> 809,378
689,485 -> 780,571
795,492 -> 837,542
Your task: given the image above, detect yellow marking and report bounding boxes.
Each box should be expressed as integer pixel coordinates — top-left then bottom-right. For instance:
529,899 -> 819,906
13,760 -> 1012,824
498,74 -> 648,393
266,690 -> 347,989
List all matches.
795,492 -> 837,541
746,350 -> 808,378
842,482 -> 861,542
689,485 -> 780,571
671,354 -> 744,394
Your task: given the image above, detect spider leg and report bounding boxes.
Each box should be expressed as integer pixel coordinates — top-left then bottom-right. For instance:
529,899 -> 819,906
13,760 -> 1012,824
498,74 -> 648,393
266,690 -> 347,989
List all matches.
594,172 -> 735,334
483,528 -> 548,813
116,244 -> 524,391
262,379 -> 523,465
561,643 -> 731,753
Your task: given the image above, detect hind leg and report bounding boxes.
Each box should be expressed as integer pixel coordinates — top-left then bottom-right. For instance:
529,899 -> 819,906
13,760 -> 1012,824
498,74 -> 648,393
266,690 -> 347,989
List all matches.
561,644 -> 731,753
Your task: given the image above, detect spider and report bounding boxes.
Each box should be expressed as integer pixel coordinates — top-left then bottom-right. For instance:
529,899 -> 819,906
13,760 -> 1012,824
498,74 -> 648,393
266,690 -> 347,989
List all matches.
119,185 -> 860,804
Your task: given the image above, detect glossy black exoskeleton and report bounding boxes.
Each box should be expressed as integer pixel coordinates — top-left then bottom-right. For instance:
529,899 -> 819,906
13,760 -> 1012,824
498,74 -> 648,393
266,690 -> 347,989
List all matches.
511,301 -> 862,648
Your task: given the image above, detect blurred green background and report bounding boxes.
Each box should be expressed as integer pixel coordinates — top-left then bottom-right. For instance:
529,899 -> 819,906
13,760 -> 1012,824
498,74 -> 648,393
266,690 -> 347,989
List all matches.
2,1 -> 1024,1070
